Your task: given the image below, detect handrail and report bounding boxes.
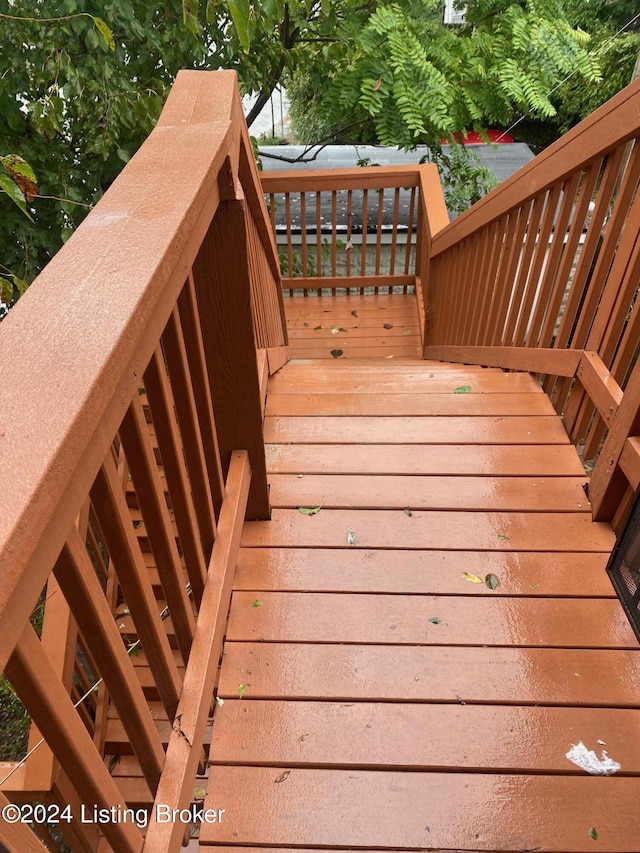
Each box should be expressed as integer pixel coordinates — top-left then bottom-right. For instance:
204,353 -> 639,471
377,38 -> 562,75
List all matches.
260,164 -> 446,302
0,71 -> 286,852
425,77 -> 640,521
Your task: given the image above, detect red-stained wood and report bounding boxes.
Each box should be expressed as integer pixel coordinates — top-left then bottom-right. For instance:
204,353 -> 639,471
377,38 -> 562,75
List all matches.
54,528 -> 165,793
265,443 -> 586,475
266,393 -> 553,417
268,367 -> 542,393
577,351 -> 623,428
218,642 -> 640,706
192,196 -> 270,520
120,395 -> 195,666
227,590 -> 632,647
5,626 -> 144,853
0,791 -> 51,852
144,451 -> 250,853
234,548 -> 611,596
264,415 -> 571,444
91,458 -> 182,720
210,699 -> 640,773
261,165 -> 422,193
267,473 -> 588,511
620,436 -> 640,492
423,345 -> 581,377
202,766 -> 640,851
143,347 -> 207,605
242,508 -> 613,551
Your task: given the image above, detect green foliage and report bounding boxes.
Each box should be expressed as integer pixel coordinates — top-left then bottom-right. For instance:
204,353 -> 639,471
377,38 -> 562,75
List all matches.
420,143 -> 498,214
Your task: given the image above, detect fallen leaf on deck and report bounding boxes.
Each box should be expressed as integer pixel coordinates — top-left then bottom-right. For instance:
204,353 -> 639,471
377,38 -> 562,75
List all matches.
330,349 -> 344,358
303,322 -> 309,327
462,572 -> 483,584
351,310 -> 359,317
383,323 -> 393,329
589,827 -> 598,840
346,528 -> 359,545
485,573 -> 500,590
428,616 -> 441,625
215,696 -> 224,707
454,385 -> 471,394
314,324 -> 324,330
497,534 -> 509,541
193,786 -> 207,800
330,325 -> 339,334
252,599 -> 263,607
275,771 -> 291,783
298,503 -> 324,515
404,507 -> 413,517
238,683 -> 246,698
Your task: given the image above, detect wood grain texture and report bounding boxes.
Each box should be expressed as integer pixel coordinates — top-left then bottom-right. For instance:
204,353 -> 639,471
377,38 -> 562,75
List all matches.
234,548 -> 612,596
202,766 -> 640,850
265,443 -> 586,475
227,591 -> 633,648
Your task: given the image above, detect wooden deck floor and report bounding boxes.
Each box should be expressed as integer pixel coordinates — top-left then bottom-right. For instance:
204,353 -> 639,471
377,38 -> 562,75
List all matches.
199,296 -> 640,852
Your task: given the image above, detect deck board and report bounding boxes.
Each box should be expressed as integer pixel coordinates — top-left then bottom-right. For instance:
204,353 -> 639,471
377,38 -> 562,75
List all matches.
201,322 -> 639,852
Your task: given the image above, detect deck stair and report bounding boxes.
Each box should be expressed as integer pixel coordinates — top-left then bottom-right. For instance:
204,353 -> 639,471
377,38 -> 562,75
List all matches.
198,340 -> 640,853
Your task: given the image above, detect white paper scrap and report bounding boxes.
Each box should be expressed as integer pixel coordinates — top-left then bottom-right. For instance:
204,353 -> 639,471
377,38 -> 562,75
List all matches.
566,741 -> 620,775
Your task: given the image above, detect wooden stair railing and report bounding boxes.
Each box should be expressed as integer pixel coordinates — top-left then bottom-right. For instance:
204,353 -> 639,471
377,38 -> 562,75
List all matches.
0,71 -> 285,853
260,164 -> 448,343
424,77 -> 640,527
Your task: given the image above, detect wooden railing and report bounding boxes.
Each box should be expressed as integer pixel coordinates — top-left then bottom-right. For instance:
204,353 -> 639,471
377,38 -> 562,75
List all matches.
0,70 -> 285,852
260,165 -> 448,308
424,78 -> 640,528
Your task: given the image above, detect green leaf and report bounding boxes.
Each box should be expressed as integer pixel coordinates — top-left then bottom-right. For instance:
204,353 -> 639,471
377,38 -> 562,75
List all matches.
0,277 -> 14,303
497,534 -> 509,541
454,385 -> 471,394
252,599 -> 263,607
485,573 -> 500,590
182,0 -> 200,34
12,277 -> 29,297
589,827 -> 598,840
193,786 -> 207,800
298,503 -> 324,515
462,572 -> 483,584
238,683 -> 246,698
428,616 -> 441,624
0,175 -> 33,221
227,0 -> 251,51
206,0 -> 220,23
91,16 -> 115,51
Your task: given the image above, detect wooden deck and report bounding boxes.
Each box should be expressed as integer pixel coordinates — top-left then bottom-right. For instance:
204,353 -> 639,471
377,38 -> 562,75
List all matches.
197,296 -> 640,852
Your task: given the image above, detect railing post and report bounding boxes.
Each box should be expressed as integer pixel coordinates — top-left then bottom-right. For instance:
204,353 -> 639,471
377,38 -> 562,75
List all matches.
192,185 -> 270,520
590,357 -> 640,521
416,165 -> 449,347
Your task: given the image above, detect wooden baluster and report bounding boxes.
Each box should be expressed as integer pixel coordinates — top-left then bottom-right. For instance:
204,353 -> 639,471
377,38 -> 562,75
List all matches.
119,394 -> 195,666
144,347 -> 208,606
54,528 -> 165,793
176,277 -> 224,526
0,791 -> 50,852
5,625 -> 144,853
91,457 -> 182,720
590,358 -> 640,521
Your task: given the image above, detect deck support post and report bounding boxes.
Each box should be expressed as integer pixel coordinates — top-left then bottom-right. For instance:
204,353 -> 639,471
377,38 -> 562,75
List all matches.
192,187 -> 270,520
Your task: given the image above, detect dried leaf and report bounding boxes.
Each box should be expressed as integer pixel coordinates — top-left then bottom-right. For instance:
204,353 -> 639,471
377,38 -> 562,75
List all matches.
275,770 -> 291,783
303,322 -> 309,327
589,827 -> 598,840
193,786 -> 207,800
404,507 -> 413,517
314,324 -> 324,330
485,573 -> 500,590
298,503 -> 324,515
1,154 -> 38,201
346,527 -> 358,546
238,683 -> 246,698
383,323 -> 393,330
252,599 -> 263,607
462,572 -> 483,584
454,385 -> 471,394
330,325 -> 339,335
351,310 -> 359,317
428,616 -> 441,625
215,696 -> 225,707
330,349 -> 344,358
338,327 -> 348,333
